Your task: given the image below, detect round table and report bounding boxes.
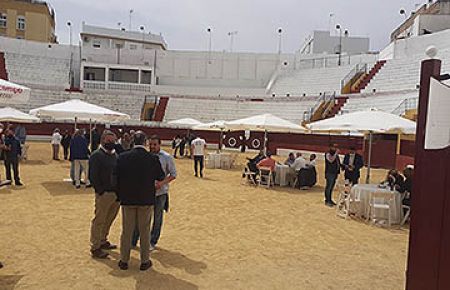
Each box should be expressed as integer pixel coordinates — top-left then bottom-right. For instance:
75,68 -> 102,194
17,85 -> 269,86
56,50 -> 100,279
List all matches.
350,184 -> 403,224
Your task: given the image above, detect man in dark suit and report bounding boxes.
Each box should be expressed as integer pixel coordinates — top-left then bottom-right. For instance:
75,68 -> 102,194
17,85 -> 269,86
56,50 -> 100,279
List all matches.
4,128 -> 23,186
342,147 -> 364,185
115,131 -> 165,271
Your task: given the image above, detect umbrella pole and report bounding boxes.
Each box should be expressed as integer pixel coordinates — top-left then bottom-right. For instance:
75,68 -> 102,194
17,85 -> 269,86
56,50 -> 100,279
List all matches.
396,133 -> 401,155
74,117 -> 78,130
264,130 -> 268,155
365,131 -> 373,184
219,129 -> 223,152
89,118 -> 93,150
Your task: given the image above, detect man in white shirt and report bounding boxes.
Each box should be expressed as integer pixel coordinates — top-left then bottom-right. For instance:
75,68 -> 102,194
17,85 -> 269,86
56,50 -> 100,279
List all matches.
51,128 -> 62,160
291,153 -> 307,172
191,136 -> 206,177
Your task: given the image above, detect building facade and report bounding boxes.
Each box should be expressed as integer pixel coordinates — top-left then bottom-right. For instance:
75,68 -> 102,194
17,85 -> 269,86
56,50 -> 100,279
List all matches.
0,0 -> 56,43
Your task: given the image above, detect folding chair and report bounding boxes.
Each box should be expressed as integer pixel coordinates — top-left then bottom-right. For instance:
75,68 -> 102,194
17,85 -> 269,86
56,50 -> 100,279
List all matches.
336,181 -> 351,219
258,166 -> 274,189
400,192 -> 411,226
242,166 -> 257,185
367,191 -> 395,228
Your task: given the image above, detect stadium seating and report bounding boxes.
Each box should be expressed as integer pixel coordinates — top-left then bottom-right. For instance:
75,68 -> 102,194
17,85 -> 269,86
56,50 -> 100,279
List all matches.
163,96 -> 318,123
4,53 -> 71,89
7,89 -> 144,120
341,91 -> 419,115
363,48 -> 450,93
270,65 -> 357,96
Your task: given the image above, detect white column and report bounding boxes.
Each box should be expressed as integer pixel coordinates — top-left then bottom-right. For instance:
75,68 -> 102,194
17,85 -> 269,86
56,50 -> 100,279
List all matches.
138,69 -> 142,84
105,66 -> 110,90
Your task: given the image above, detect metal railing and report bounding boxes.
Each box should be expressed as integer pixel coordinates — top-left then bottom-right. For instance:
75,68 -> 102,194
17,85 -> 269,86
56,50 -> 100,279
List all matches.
340,63 -> 367,91
83,80 -> 152,92
391,97 -> 419,116
303,92 -> 336,122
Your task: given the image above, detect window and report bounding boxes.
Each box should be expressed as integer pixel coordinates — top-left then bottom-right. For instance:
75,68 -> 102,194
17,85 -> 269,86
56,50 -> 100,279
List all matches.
0,13 -> 6,28
17,16 -> 25,30
93,39 -> 101,48
130,44 -> 137,50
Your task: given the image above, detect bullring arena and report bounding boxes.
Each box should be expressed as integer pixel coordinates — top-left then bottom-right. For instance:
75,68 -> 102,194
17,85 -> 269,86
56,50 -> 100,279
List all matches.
1,0 -> 450,289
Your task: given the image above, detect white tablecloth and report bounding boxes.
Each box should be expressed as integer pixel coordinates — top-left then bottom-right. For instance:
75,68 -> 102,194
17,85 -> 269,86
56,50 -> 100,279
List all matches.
275,164 -> 291,186
350,184 -> 403,224
206,153 -> 232,169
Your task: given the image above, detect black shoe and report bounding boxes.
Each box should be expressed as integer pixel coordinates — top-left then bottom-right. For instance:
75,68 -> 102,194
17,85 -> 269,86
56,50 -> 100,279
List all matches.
194,174 -> 198,177
15,181 -> 23,186
200,173 -> 203,178
118,260 -> 128,270
91,248 -> 108,259
75,185 -> 81,189
86,184 -> 92,188
100,241 -> 117,250
140,260 -> 152,271
0,261 -> 3,268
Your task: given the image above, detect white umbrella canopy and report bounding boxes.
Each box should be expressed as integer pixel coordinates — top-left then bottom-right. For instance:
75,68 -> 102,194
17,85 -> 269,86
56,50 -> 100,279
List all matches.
29,99 -> 130,122
225,113 -> 306,133
0,107 -> 39,123
0,79 -> 31,104
307,109 -> 417,183
193,120 -> 226,131
168,118 -> 204,127
307,109 -> 416,134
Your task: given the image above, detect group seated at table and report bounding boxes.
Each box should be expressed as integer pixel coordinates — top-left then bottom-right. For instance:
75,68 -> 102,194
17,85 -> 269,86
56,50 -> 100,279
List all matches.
381,165 -> 414,213
286,152 -> 317,189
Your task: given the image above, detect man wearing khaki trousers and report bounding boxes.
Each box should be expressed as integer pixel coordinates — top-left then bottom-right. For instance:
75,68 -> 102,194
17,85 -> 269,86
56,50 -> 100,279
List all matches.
88,130 -> 120,259
115,131 -> 165,271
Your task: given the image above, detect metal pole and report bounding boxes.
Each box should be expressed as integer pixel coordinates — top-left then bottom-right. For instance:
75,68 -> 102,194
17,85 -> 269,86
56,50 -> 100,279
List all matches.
264,130 -> 268,155
365,131 -> 373,184
338,28 -> 342,66
89,119 -> 93,151
129,9 -> 133,31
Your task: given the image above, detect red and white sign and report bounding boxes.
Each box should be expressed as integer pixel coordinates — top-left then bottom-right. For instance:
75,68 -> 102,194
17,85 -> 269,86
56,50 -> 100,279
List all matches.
0,79 -> 30,104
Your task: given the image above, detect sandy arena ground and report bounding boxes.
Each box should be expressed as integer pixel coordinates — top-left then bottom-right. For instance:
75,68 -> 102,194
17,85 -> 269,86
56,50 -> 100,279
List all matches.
0,142 -> 409,290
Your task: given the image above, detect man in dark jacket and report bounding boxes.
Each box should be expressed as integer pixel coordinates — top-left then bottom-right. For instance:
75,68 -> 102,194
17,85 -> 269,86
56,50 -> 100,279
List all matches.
61,130 -> 72,160
88,130 -> 120,259
91,127 -> 101,151
324,144 -> 340,207
70,130 -> 91,189
342,147 -> 364,185
4,128 -> 23,186
115,131 -> 165,271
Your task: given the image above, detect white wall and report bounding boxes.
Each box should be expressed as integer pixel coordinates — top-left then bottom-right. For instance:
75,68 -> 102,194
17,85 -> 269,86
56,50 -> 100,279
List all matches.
0,36 -> 81,88
379,28 -> 450,60
310,31 -> 370,55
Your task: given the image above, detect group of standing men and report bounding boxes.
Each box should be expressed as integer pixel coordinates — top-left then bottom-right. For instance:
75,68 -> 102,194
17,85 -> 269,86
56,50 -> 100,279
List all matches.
88,130 -> 177,271
323,144 -> 364,207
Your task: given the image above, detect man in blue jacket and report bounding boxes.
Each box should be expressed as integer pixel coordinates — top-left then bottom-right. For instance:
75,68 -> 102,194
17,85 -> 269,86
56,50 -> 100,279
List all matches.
70,129 -> 91,189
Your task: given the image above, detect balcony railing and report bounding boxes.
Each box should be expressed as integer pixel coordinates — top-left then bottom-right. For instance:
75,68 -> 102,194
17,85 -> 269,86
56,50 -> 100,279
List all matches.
83,80 -> 152,92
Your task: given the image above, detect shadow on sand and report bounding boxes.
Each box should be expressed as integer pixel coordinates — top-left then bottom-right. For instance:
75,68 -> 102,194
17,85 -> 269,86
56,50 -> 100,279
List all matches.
96,251 -> 201,290
41,181 -> 92,196
0,275 -> 24,290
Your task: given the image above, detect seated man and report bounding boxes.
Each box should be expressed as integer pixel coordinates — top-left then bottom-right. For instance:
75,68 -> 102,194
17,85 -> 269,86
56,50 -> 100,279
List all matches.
284,152 -> 296,166
291,153 -> 307,188
301,154 -> 318,188
257,152 -> 276,183
246,149 -> 265,173
257,152 -> 276,172
383,169 -> 405,191
399,166 -> 413,208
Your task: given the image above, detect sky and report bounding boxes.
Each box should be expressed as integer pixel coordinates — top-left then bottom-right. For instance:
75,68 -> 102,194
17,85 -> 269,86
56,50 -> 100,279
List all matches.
50,0 -> 425,53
